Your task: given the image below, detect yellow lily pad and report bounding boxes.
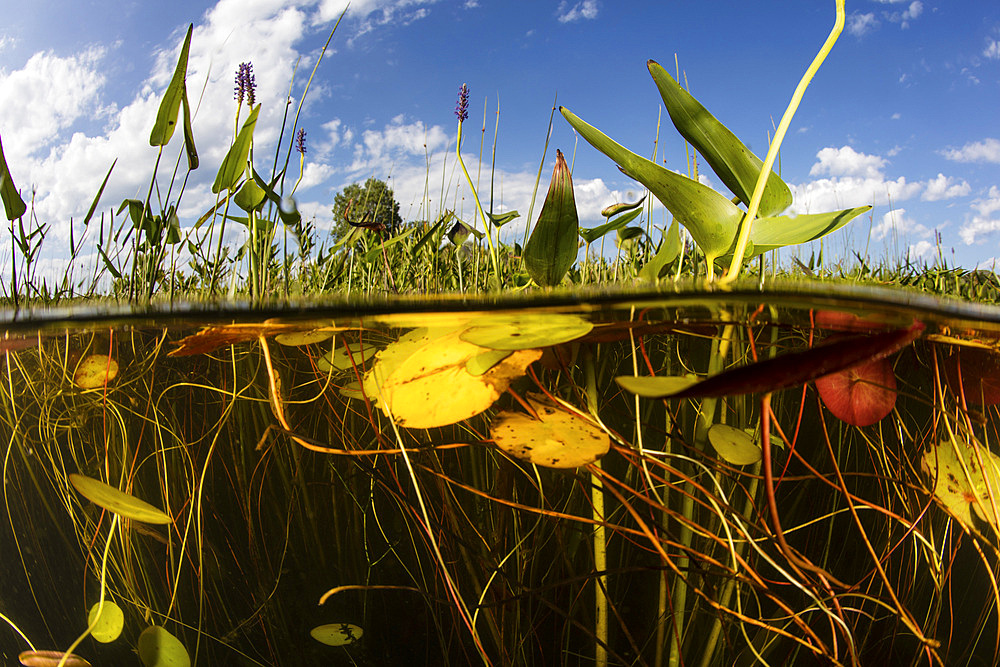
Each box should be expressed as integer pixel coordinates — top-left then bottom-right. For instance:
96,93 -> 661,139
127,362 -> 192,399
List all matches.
615,374 -> 700,398
88,600 -> 124,643
364,329 -> 541,428
491,398 -> 610,468
69,474 -> 171,525
74,355 -> 119,389
466,349 -> 513,376
922,431 -> 1000,535
707,424 -> 761,465
137,626 -> 190,667
310,622 -> 364,646
459,313 -> 593,350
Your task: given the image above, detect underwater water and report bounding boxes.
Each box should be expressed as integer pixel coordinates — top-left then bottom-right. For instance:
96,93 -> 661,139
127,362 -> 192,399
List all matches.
2,282 -> 1000,667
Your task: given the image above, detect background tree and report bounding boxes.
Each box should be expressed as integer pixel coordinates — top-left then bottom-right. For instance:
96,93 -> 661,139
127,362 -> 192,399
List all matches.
330,177 -> 403,240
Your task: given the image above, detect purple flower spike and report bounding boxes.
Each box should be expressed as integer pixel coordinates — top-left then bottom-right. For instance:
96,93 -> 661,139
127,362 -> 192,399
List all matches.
455,83 -> 469,122
296,128 -> 307,155
235,62 -> 256,106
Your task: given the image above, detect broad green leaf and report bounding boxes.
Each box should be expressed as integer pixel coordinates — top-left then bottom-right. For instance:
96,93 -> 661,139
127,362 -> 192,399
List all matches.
523,149 -> 579,286
460,313 -> 593,350
638,219 -> 682,281
149,24 -> 193,147
360,226 -> 418,262
561,106 -> 743,263
83,160 -> 116,227
310,623 -> 363,646
0,132 -> 26,221
708,424 -> 761,465
88,600 -> 125,643
615,374 -> 700,398
617,226 -> 643,244
737,206 -> 872,258
487,210 -> 520,227
580,207 -> 641,244
601,195 -> 645,218
212,104 -> 260,194
69,474 -> 171,524
164,207 -> 181,244
234,177 -> 266,213
647,60 -> 792,217
138,625 -> 190,667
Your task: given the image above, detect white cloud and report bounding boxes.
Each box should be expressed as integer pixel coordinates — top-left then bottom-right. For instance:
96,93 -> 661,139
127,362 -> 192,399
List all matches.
921,173 -> 971,201
871,207 -> 930,242
960,187 -> 1000,245
941,138 -> 1000,163
0,35 -> 15,54
848,13 -> 878,36
557,0 -> 599,23
809,146 -> 887,179
986,39 -> 1000,60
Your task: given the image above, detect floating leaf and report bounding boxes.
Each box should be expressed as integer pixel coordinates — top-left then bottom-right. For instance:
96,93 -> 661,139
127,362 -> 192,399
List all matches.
88,600 -> 125,643
922,429 -> 1000,537
69,474 -> 171,525
137,626 -> 190,667
18,650 -> 91,667
74,355 -> 119,389
310,623 -> 364,646
460,313 -> 593,350
707,424 -> 761,465
275,330 -> 336,347
169,322 -> 344,356
647,60 -> 792,217
523,149 -> 579,286
491,398 -> 609,468
615,374 -> 700,398
466,349 -> 513,376
815,355 -> 897,426
317,341 -> 378,372
365,329 -> 542,428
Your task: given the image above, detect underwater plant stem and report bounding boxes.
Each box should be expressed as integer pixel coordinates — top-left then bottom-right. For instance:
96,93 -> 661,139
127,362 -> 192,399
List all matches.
456,121 -> 500,282
721,0 -> 844,284
591,462 -> 609,667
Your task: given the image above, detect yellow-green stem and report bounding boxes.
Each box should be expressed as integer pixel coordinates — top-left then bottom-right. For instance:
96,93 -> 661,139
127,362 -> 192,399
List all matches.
456,122 -> 501,281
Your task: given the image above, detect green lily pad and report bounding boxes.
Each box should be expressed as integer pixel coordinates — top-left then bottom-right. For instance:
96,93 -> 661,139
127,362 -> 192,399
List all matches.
615,374 -> 700,398
69,474 -> 171,525
707,424 -> 761,465
88,600 -> 124,643
137,626 -> 190,667
460,313 -> 593,350
466,349 -> 513,376
310,623 -> 363,646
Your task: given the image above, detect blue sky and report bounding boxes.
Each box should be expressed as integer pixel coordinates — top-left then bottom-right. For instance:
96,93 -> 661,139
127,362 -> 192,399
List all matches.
1,0 -> 999,277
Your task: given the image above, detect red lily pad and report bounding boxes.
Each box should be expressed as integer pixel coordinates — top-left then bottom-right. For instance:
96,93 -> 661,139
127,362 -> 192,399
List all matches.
942,346 -> 1000,406
815,355 -> 897,426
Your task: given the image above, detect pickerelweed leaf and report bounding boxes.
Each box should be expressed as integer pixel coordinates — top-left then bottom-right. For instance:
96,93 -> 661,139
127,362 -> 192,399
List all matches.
69,474 -> 171,524
149,24 -> 192,147
0,132 -> 26,220
580,207 -> 641,244
649,321 -> 924,400
212,104 -> 260,194
487,210 -> 520,227
82,160 -> 116,228
638,219 -> 682,281
180,83 -> 198,170
523,149 -> 579,286
735,206 -> 872,258
234,178 -> 266,213
647,60 -> 792,217
560,106 -> 743,263
601,195 -> 646,218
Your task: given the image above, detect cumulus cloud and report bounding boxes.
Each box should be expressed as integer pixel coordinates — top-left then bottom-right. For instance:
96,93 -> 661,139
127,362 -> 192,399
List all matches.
809,146 -> 886,179
959,186 -> 1000,245
556,0 -> 599,23
986,39 -> 1000,60
871,207 -> 930,242
921,173 -> 971,201
940,138 -> 1000,163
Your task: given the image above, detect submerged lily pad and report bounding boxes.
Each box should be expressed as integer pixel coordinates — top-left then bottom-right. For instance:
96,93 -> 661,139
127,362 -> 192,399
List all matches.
365,328 -> 541,428
137,626 -> 190,667
88,600 -> 124,643
459,313 -> 593,350
491,398 -> 610,468
18,651 -> 92,667
615,374 -> 700,398
69,474 -> 171,524
316,341 -> 379,373
75,355 -> 119,389
922,431 -> 1000,536
815,356 -> 897,427
275,330 -> 336,346
310,623 -> 364,646
707,424 -> 761,465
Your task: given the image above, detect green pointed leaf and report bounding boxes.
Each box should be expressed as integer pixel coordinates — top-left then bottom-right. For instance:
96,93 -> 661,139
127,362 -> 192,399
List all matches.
180,84 -> 198,170
360,226 -> 418,262
615,374 -> 700,398
233,177 -> 266,213
523,149 -> 579,286
212,104 -> 260,194
738,206 -> 872,257
638,219 -> 682,281
83,160 -> 116,227
164,207 -> 181,244
561,106 -> 742,263
580,207 -> 641,244
0,132 -> 26,221
601,195 -> 645,218
647,60 -> 792,217
149,24 -> 193,147
487,210 -> 519,227
69,474 -> 171,524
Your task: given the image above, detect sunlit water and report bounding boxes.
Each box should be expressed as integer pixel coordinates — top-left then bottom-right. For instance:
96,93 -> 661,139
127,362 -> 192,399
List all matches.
2,281 -> 1000,666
